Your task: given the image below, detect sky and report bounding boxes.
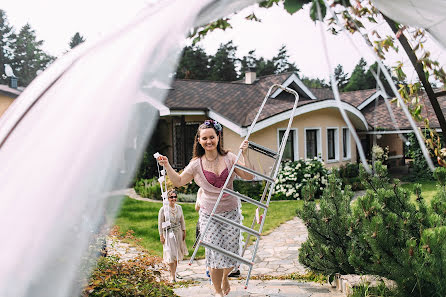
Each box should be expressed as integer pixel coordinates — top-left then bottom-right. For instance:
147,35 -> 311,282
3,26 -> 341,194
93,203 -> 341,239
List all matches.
2,0 -> 446,83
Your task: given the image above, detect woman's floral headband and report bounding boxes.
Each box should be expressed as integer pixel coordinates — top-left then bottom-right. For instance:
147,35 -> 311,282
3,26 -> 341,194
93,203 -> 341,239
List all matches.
203,119 -> 222,133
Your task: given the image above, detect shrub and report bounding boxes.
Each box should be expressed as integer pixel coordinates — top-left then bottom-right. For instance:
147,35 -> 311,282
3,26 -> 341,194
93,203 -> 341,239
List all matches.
233,180 -> 265,201
349,163 -> 446,297
406,133 -> 436,181
337,163 -> 365,191
82,254 -> 175,297
134,177 -> 161,199
273,158 -> 328,200
297,174 -> 356,277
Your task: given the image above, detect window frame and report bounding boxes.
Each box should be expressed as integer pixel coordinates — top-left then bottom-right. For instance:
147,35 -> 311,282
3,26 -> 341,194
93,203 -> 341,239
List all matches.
326,127 -> 339,163
277,128 -> 298,161
304,127 -> 322,161
342,127 -> 351,160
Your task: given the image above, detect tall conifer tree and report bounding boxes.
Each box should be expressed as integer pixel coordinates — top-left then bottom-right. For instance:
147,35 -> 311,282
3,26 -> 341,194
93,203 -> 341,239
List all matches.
0,10 -> 15,85
11,24 -> 54,87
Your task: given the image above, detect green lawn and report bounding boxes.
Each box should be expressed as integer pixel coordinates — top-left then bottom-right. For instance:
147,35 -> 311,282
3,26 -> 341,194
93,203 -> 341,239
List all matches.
114,197 -> 303,259
401,180 -> 439,203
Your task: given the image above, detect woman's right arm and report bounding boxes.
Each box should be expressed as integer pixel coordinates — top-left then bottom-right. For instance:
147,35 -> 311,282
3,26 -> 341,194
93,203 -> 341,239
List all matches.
157,155 -> 194,187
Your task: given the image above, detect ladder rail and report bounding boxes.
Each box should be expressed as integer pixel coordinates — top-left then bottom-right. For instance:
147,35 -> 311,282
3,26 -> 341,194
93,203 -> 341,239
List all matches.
189,84 -> 301,290
244,87 -> 302,288
189,84 -> 296,264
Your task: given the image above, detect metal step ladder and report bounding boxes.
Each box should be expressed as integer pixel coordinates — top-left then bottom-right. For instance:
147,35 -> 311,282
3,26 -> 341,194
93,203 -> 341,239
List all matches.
189,84 -> 300,288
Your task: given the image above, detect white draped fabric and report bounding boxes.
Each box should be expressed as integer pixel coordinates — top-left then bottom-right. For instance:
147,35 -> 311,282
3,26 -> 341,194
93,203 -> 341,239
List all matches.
372,0 -> 446,48
0,0 -> 258,296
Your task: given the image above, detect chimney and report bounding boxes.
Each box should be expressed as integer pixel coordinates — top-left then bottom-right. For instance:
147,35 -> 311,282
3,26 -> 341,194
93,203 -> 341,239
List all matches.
9,76 -> 18,89
244,67 -> 256,84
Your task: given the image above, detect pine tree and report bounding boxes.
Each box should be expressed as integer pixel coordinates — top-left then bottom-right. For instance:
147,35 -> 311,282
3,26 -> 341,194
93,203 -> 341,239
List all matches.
0,10 -> 15,85
297,174 -> 356,276
11,23 -> 54,87
272,45 -> 299,74
176,45 -> 209,80
344,58 -> 369,91
349,163 -> 446,296
332,64 -> 348,91
208,41 -> 238,81
69,32 -> 85,49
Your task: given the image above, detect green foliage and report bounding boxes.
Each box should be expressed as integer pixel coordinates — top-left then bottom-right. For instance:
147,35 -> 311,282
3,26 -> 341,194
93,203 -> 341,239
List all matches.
273,158 -> 328,200
344,58 -> 370,92
350,281 -> 397,297
300,75 -> 328,88
283,0 -> 310,15
11,23 -> 54,87
176,45 -> 209,80
69,32 -> 85,49
406,133 -> 436,181
331,64 -> 349,91
343,59 -> 400,92
336,163 -> 365,191
134,177 -> 161,199
0,10 -> 15,85
240,45 -> 299,77
297,174 -> 356,275
233,180 -> 265,200
349,163 -> 446,297
208,41 -> 238,81
175,179 -> 199,195
82,255 -> 176,297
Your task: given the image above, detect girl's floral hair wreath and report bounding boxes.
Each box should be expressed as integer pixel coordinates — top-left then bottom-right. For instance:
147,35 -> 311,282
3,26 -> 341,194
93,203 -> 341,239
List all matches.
202,119 -> 222,133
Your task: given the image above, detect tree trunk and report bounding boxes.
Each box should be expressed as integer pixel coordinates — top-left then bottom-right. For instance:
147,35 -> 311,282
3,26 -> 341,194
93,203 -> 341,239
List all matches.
383,14 -> 446,141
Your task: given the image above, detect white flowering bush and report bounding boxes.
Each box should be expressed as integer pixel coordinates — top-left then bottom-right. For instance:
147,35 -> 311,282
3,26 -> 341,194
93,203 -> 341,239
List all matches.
372,144 -> 389,162
272,158 -> 329,200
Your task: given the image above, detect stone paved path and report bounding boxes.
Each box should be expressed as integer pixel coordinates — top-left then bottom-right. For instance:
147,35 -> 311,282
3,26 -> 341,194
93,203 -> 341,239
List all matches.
176,217 -> 308,281
173,217 -> 343,296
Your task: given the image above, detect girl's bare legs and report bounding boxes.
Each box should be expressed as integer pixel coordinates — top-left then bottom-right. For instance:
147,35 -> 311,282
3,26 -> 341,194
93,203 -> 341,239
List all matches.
222,267 -> 233,295
168,262 -> 177,282
210,267 -> 233,296
210,268 -> 224,296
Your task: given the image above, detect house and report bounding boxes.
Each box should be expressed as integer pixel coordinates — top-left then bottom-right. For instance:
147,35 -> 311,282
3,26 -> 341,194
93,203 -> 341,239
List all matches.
0,77 -> 21,118
148,70 -> 443,174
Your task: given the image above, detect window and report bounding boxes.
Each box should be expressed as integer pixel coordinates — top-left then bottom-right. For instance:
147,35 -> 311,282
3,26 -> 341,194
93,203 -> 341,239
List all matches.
327,128 -> 338,161
174,122 -> 199,167
278,129 -> 297,161
305,128 -> 320,159
342,128 -> 351,159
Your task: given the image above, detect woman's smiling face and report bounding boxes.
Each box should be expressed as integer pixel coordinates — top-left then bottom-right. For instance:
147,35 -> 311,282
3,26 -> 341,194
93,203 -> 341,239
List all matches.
198,128 -> 219,152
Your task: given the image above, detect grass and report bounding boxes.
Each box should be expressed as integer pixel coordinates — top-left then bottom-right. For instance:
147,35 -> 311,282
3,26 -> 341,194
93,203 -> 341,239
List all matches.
401,180 -> 439,203
114,197 -> 303,259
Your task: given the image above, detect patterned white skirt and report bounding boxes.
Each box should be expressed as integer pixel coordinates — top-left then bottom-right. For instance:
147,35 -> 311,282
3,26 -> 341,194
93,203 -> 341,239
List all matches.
199,208 -> 241,269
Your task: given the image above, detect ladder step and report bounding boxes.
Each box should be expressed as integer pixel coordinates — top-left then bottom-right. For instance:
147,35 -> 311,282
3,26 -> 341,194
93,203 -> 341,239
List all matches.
248,141 -> 278,158
212,213 -> 261,238
234,164 -> 275,183
200,240 -> 254,267
223,188 -> 268,210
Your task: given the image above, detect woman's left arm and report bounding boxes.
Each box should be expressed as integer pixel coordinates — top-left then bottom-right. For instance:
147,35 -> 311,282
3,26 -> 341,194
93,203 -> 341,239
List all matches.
234,140 -> 254,180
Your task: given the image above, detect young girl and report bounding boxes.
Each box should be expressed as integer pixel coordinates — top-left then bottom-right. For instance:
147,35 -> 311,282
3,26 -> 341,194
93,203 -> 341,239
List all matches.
158,189 -> 188,282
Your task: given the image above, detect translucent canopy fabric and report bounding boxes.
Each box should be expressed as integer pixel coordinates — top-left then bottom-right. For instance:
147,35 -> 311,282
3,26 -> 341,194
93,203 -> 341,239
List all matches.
372,0 -> 446,49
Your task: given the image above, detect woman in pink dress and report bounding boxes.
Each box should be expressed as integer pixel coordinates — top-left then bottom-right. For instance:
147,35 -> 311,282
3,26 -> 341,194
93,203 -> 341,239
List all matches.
157,119 -> 253,297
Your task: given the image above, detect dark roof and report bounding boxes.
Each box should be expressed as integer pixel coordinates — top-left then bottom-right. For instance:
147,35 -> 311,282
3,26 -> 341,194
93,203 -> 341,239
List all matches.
340,89 -> 376,108
360,92 -> 446,130
164,73 -> 378,127
0,84 -> 21,98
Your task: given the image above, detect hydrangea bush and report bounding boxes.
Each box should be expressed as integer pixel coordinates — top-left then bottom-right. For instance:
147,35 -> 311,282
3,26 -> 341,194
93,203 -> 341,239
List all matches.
273,158 -> 329,200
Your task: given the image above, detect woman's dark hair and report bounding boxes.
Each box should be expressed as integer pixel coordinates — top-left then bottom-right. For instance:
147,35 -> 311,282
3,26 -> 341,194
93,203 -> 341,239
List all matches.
192,120 -> 227,159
